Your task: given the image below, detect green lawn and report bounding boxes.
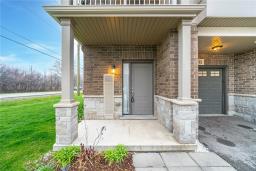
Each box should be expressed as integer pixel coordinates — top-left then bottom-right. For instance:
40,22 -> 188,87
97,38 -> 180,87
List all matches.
0,95 -> 84,171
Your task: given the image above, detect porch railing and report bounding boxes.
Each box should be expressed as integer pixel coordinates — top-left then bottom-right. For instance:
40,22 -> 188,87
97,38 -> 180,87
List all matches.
72,0 -> 202,6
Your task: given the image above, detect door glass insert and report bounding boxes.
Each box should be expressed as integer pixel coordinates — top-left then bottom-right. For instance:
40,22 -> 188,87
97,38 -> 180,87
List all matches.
210,71 -> 220,77
123,63 -> 130,114
199,70 -> 207,77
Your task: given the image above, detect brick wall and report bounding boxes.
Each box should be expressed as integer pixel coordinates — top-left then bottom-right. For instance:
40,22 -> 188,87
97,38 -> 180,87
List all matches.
198,53 -> 235,93
234,48 -> 256,95
83,29 -> 199,99
83,46 -> 156,95
155,28 -> 198,99
156,30 -> 178,98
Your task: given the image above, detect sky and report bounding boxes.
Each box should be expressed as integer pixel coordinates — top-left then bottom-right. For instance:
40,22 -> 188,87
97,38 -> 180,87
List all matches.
0,0 -> 82,74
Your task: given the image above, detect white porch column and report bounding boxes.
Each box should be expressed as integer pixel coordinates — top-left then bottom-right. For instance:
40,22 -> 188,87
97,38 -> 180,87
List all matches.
178,20 -> 192,100
53,18 -> 79,151
61,19 -> 75,103
173,20 -> 198,145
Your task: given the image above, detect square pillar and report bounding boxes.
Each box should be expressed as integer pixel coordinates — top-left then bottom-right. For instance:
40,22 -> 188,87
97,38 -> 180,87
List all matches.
178,20 -> 192,100
53,18 -> 79,151
174,20 -> 198,145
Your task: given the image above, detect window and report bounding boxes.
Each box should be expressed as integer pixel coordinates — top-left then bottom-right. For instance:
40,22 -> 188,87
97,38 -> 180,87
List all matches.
199,71 -> 207,77
210,71 -> 220,77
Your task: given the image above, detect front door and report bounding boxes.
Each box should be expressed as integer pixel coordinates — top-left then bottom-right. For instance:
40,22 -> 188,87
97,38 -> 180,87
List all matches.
123,62 -> 153,115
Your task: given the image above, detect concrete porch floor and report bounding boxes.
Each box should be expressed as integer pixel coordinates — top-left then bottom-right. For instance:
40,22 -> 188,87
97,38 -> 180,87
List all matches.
72,120 -> 197,152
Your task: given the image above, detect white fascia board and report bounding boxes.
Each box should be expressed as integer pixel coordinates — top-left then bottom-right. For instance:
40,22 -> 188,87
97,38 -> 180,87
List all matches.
192,8 -> 206,25
198,27 -> 256,37
44,5 -> 205,20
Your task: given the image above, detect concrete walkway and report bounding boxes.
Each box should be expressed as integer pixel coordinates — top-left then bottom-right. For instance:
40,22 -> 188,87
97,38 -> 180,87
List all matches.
0,91 -> 61,100
72,120 -> 196,151
133,152 -> 236,171
199,116 -> 256,171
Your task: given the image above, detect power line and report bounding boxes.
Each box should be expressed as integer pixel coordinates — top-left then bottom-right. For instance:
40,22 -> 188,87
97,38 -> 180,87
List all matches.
0,34 -> 84,71
0,34 -> 61,61
0,25 -> 59,56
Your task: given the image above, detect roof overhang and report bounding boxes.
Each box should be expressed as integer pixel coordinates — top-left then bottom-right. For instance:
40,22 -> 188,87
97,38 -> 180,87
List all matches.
44,5 -> 205,45
44,5 -> 205,21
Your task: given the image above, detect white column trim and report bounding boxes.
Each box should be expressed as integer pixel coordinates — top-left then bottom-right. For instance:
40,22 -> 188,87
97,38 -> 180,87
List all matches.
60,18 -> 75,104
178,20 -> 192,100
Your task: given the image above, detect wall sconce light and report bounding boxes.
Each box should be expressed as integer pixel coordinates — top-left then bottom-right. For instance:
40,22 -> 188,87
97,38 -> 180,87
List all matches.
111,64 -> 116,74
211,37 -> 223,51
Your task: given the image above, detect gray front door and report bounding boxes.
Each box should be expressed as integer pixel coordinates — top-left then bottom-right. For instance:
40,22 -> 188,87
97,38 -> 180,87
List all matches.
122,62 -> 153,115
199,68 -> 224,114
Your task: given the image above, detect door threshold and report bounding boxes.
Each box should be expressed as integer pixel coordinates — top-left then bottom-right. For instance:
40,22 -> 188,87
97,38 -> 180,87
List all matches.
199,114 -> 227,117
120,115 -> 157,120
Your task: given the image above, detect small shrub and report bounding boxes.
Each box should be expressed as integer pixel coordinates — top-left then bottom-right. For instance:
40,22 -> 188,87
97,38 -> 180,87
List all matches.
36,165 -> 54,171
103,144 -> 128,165
25,152 -> 56,171
53,146 -> 80,168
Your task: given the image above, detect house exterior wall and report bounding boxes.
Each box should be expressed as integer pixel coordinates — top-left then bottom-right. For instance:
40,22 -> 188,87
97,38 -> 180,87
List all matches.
83,46 -> 156,96
199,48 -> 256,123
83,46 -> 156,118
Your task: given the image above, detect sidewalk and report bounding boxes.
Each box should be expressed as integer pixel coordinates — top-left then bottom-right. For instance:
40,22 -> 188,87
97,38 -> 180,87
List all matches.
0,91 -> 61,100
133,152 -> 236,171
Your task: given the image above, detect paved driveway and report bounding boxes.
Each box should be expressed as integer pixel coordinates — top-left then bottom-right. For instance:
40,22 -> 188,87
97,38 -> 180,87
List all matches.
199,116 -> 256,171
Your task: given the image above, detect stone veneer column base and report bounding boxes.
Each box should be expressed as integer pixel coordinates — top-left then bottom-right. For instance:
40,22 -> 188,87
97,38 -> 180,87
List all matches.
53,101 -> 79,151
172,99 -> 198,144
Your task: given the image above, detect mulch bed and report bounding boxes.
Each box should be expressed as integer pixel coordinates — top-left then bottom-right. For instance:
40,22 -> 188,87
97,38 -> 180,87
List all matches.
69,146 -> 135,171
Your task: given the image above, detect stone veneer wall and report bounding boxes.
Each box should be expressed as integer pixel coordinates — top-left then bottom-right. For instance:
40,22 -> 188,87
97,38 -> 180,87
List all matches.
84,96 -> 122,119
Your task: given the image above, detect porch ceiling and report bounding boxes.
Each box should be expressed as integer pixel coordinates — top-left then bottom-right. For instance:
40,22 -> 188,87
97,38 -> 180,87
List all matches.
199,36 -> 256,54
72,17 -> 180,45
198,17 -> 256,27
44,5 -> 205,45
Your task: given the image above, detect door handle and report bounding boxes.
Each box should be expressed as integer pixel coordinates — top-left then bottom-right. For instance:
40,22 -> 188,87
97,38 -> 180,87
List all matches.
131,96 -> 134,103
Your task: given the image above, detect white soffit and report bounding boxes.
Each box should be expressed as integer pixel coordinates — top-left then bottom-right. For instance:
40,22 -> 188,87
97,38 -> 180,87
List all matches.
198,17 -> 256,27
198,27 -> 256,37
199,36 -> 256,54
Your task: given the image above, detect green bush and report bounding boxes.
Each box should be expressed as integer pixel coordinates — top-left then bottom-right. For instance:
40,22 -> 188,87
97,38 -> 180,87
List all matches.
103,144 -> 128,165
53,146 -> 80,168
36,165 -> 54,171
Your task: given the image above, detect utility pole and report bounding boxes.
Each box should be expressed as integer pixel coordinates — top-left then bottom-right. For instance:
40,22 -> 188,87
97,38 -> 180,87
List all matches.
77,43 -> 80,96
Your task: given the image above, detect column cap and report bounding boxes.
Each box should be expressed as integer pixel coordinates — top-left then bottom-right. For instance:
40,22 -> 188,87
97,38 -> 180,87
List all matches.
54,101 -> 79,108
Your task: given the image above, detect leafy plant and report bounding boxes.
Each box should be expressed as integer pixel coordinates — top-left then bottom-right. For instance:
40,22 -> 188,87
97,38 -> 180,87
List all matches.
36,165 -> 54,171
103,144 -> 128,165
53,146 -> 80,168
25,152 -> 56,171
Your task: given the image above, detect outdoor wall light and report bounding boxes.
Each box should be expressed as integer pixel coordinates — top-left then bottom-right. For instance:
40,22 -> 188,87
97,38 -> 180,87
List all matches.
111,64 -> 116,74
212,45 -> 223,51
211,37 -> 223,51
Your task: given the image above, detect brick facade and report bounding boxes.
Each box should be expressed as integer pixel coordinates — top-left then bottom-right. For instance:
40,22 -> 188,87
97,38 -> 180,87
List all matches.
156,30 -> 178,98
198,53 -> 235,93
83,29 -> 199,99
83,46 -> 156,95
234,48 -> 256,95
199,48 -> 256,95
